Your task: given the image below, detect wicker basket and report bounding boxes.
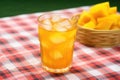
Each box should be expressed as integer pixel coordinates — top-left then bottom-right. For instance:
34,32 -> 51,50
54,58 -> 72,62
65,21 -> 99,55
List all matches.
72,15 -> 120,47
76,26 -> 120,47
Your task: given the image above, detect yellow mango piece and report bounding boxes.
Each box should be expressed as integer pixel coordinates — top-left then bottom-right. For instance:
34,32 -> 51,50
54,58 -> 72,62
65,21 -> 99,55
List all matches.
109,7 -> 117,14
95,20 -> 113,30
111,14 -> 120,27
118,21 -> 120,28
97,14 -> 119,26
83,21 -> 96,29
89,2 -> 110,18
78,11 -> 96,25
110,25 -> 120,30
117,15 -> 120,27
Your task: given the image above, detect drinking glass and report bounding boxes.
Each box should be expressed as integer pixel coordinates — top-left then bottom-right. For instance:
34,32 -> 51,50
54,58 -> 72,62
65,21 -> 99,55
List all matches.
38,13 -> 77,73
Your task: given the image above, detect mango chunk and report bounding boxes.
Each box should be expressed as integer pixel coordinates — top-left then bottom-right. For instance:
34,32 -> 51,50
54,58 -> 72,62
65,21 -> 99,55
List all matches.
117,16 -> 120,27
78,11 -> 96,25
118,21 -> 120,28
95,20 -> 113,30
109,7 -> 117,14
77,1 -> 120,30
110,26 -> 120,30
97,14 -> 119,25
83,21 -> 96,29
89,2 -> 110,18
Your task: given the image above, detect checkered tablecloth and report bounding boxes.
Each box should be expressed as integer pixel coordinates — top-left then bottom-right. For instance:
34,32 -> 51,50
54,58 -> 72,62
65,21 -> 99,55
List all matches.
0,6 -> 120,80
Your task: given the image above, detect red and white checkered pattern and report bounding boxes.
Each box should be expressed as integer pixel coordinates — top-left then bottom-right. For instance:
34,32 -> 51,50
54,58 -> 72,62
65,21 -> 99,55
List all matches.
0,6 -> 120,80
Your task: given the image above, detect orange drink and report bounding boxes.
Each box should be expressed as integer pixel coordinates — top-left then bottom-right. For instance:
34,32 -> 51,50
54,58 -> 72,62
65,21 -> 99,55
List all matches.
38,13 -> 76,73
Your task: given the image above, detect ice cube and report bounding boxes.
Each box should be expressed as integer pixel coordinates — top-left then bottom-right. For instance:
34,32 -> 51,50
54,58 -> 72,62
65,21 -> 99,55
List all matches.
43,19 -> 51,25
43,24 -> 52,30
61,19 -> 72,29
49,33 -> 66,44
54,19 -> 72,31
54,23 -> 67,31
50,50 -> 63,60
51,15 -> 61,22
41,19 -> 52,30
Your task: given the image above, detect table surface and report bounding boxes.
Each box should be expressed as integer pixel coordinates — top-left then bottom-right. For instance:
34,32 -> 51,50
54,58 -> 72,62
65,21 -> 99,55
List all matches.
0,6 -> 120,80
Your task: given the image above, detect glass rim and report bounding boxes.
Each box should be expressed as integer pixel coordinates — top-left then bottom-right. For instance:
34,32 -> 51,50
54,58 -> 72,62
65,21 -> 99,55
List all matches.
37,12 -> 70,22
37,13 -> 77,32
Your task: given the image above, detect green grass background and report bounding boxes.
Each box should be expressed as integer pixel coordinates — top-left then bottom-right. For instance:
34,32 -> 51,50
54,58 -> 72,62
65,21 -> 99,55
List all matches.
0,0 -> 119,18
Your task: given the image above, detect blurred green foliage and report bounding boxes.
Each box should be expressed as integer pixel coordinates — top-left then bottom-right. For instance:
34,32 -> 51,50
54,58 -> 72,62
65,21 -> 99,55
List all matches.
0,0 -> 119,18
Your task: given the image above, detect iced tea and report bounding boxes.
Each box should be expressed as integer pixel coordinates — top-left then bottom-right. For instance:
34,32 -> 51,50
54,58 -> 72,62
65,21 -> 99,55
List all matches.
38,13 -> 76,73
